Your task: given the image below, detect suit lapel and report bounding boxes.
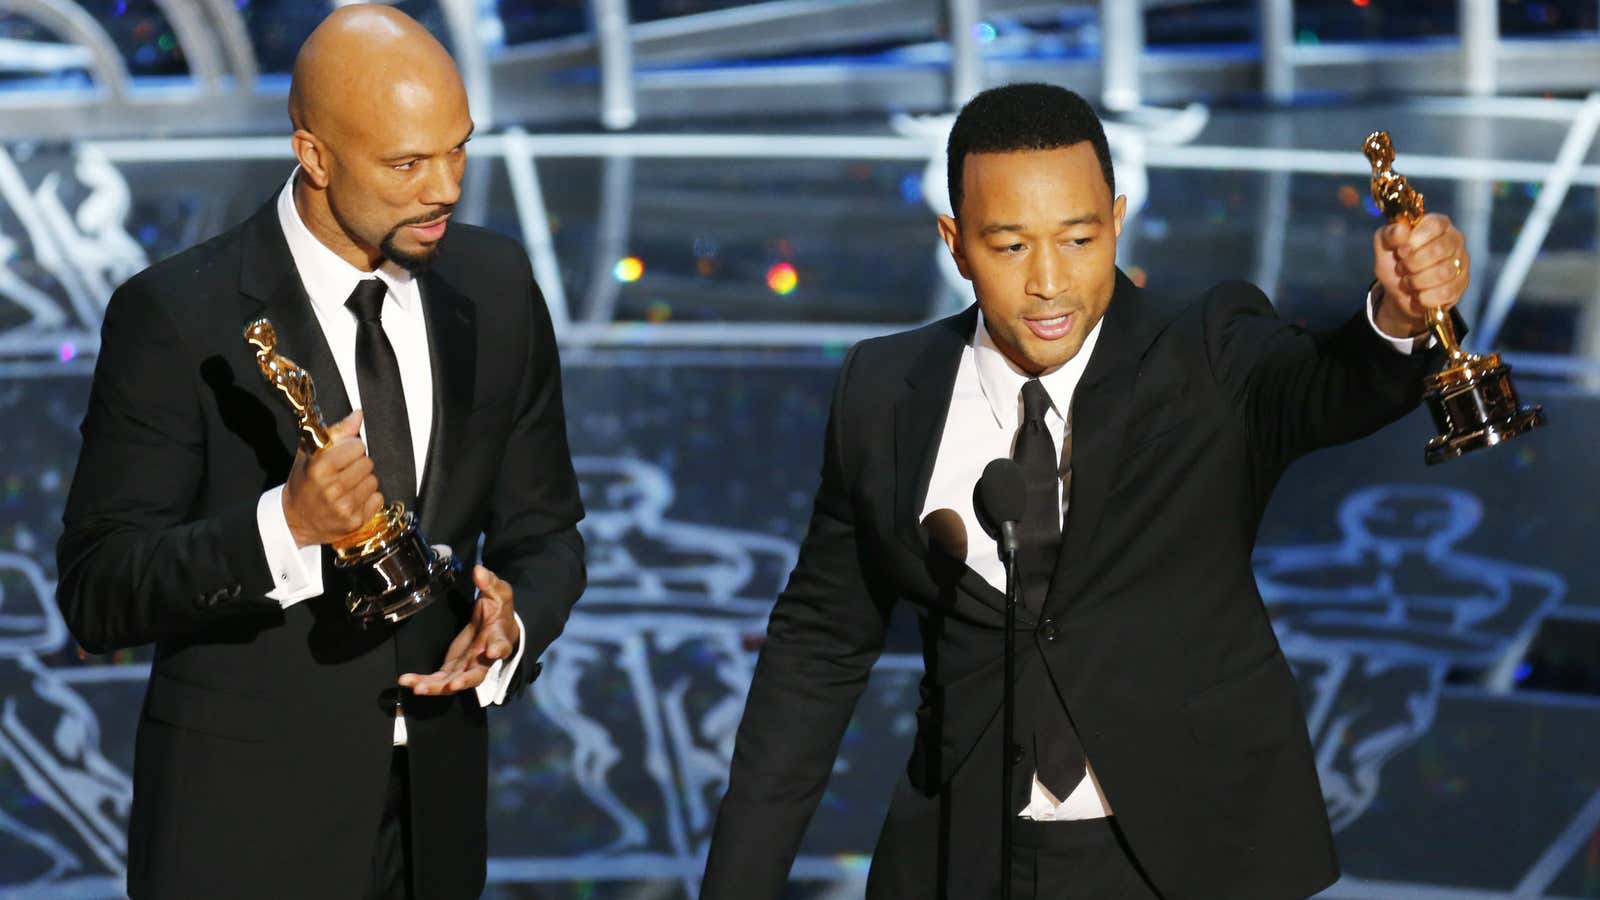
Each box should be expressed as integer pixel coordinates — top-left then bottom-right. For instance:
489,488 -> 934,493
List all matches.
414,269 -> 475,533
1045,272 -> 1148,614
239,194 -> 352,440
893,307 -> 976,558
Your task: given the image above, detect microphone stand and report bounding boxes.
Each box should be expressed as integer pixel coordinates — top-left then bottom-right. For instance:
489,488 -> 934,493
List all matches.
999,520 -> 1019,900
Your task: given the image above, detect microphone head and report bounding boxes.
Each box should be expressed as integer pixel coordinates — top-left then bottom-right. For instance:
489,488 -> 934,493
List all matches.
973,458 -> 1027,540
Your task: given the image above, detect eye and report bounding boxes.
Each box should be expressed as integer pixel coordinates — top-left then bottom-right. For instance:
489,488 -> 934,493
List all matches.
998,243 -> 1025,254
394,159 -> 418,172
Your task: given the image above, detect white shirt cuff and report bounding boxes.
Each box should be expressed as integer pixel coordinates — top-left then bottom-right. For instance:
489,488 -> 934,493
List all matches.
257,486 -> 324,607
475,611 -> 527,707
1366,283 -> 1431,355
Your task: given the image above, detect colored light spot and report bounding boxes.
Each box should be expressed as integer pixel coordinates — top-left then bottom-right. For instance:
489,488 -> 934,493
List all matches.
645,301 -> 671,323
157,34 -> 176,52
1338,184 -> 1361,208
57,342 -> 76,362
1351,0 -> 1370,7
1296,29 -> 1320,46
975,22 -> 998,43
695,257 -> 717,277
1127,265 -> 1149,288
766,262 -> 799,296
1513,662 -> 1533,682
612,256 -> 644,283
899,173 -> 923,205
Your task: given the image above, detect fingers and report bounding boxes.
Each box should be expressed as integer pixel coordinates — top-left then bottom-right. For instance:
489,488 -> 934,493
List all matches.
472,616 -> 517,663
309,461 -> 380,532
1397,217 -> 1468,307
399,629 -> 494,695
470,566 -> 517,660
398,660 -> 491,696
327,452 -> 376,495
328,409 -> 364,440
300,414 -> 382,531
395,575 -> 519,696
1377,220 -> 1411,252
1374,212 -> 1469,311
473,564 -> 508,600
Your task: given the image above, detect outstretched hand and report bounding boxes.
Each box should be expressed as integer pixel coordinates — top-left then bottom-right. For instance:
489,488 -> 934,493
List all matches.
398,564 -> 520,696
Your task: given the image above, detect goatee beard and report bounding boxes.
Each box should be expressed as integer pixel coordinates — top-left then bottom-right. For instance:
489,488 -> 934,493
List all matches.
381,207 -> 454,273
380,232 -> 441,273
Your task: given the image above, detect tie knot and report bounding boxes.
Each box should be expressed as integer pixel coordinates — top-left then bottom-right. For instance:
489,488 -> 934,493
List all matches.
1021,379 -> 1052,425
345,279 -> 387,324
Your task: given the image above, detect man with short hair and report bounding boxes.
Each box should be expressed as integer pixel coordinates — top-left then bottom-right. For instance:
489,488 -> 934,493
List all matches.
702,83 -> 1471,899
56,7 -> 584,898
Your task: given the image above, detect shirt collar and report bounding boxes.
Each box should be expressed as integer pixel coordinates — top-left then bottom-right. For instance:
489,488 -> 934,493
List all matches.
275,167 -> 415,319
973,308 -> 1104,430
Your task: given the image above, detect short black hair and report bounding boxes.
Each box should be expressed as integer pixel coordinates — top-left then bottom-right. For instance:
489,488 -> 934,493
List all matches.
946,83 -> 1115,217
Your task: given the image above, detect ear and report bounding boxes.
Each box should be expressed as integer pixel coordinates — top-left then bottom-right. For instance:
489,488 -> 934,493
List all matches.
1112,194 -> 1128,239
292,129 -> 330,189
936,214 -> 973,281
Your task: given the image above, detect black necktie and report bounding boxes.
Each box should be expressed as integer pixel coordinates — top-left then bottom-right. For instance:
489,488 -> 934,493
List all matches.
1013,380 -> 1061,615
1013,378 -> 1085,799
345,279 -> 417,511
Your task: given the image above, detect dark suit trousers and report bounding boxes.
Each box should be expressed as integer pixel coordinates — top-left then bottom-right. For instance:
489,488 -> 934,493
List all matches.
1009,818 -> 1163,900
367,748 -> 413,900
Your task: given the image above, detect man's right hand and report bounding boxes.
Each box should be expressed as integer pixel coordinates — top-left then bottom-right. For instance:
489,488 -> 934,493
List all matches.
282,410 -> 384,548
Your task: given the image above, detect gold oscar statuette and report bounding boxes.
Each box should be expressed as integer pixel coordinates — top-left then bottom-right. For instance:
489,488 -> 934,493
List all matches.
1362,131 -> 1546,464
244,318 -> 459,627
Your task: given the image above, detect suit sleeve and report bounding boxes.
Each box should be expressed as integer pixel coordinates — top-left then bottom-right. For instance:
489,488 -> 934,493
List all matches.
479,264 -> 585,696
701,345 -> 896,899
57,278 -> 279,654
1203,280 -> 1438,474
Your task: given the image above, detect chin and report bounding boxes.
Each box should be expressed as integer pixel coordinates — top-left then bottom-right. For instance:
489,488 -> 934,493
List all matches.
381,237 -> 442,273
1022,338 -> 1084,373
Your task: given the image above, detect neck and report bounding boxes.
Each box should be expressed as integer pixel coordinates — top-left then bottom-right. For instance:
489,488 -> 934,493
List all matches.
293,176 -> 383,272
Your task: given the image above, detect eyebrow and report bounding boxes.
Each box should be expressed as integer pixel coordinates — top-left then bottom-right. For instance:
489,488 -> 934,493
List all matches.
978,213 -> 1103,236
384,125 -> 475,163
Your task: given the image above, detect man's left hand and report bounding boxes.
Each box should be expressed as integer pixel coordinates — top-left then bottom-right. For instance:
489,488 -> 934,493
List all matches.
398,564 -> 520,696
1372,212 -> 1471,337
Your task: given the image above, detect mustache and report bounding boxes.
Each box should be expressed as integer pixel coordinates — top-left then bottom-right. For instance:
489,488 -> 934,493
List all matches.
394,206 -> 455,228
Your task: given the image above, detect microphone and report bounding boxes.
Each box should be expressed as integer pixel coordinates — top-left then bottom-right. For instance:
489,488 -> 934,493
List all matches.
974,458 -> 1026,559
974,457 -> 1027,900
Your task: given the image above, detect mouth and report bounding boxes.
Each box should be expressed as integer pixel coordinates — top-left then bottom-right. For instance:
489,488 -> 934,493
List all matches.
1023,312 -> 1073,341
406,215 -> 450,242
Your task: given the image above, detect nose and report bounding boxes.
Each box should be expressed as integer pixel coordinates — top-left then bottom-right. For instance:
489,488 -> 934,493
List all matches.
422,156 -> 463,208
1025,244 -> 1065,300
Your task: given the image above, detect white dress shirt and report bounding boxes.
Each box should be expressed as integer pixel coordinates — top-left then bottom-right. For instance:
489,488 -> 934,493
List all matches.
255,170 -> 524,744
919,291 -> 1416,821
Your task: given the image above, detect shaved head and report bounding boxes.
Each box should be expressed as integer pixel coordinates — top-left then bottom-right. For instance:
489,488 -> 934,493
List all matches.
288,5 -> 473,272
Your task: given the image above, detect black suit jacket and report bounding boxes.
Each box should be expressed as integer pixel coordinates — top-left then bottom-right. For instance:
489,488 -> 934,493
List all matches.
56,196 -> 586,900
702,272 -> 1438,900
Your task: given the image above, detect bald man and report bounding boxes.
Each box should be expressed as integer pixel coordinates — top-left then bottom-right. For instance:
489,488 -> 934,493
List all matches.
56,7 -> 585,899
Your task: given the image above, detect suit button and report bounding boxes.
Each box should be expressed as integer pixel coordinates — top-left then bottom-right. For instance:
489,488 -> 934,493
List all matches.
1011,744 -> 1026,766
194,592 -> 214,609
377,686 -> 403,714
227,584 -> 242,600
1040,618 -> 1057,641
